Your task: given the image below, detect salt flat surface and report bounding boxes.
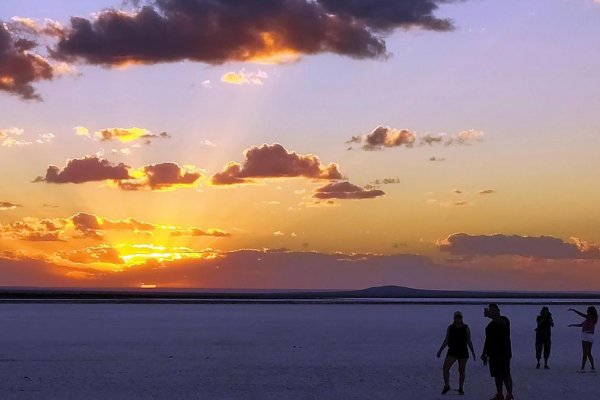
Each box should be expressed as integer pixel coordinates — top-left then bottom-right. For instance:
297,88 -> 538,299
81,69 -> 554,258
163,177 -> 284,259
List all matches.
0,303 -> 598,399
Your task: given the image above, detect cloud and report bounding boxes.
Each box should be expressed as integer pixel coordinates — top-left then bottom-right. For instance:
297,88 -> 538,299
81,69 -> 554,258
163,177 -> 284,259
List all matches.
74,126 -> 89,136
1,127 -> 55,147
211,144 -> 342,185
9,17 -> 64,37
0,201 -> 22,210
42,156 -> 131,184
0,23 -> 56,100
35,133 -> 55,144
0,127 -> 30,147
221,69 -> 267,85
349,126 -> 484,150
421,129 -> 484,146
170,228 -> 231,238
38,156 -> 201,190
439,233 -> 600,259
362,126 -> 417,150
370,178 -> 400,185
313,181 -> 385,200
478,189 -> 496,195
93,127 -> 170,143
59,245 -> 125,265
6,246 -> 600,290
118,162 -> 202,191
49,0 -> 463,69
429,156 -> 445,162
0,213 -> 229,243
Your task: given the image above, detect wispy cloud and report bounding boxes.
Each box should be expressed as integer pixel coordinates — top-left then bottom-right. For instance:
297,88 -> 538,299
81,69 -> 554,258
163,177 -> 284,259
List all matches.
221,69 -> 267,85
348,126 -> 484,151
313,181 -> 385,200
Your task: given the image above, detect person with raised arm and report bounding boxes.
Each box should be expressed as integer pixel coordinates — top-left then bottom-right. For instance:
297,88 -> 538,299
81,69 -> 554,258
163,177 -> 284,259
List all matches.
569,306 -> 598,372
437,311 -> 476,395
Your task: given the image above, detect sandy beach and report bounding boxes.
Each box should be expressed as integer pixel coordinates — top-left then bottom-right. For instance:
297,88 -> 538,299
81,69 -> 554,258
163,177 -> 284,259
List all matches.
0,303 -> 598,399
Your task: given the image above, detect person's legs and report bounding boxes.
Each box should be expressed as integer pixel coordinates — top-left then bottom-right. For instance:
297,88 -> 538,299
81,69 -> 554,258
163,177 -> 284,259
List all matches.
443,356 -> 456,390
457,358 -> 467,389
582,341 -> 589,370
503,373 -> 513,394
544,338 -> 551,367
494,377 -> 503,395
583,342 -> 595,370
535,339 -> 542,367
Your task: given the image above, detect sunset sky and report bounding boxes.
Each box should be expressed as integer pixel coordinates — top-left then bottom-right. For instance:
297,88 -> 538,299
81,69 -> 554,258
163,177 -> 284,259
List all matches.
1,0 -> 600,290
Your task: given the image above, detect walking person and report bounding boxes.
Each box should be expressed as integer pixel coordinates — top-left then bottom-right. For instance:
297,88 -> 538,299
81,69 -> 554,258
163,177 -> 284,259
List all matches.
481,304 -> 514,400
535,306 -> 554,369
437,311 -> 476,395
569,306 -> 598,372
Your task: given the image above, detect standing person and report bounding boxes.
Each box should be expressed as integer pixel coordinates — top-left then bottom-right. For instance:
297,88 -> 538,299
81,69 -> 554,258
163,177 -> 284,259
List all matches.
437,311 -> 477,395
535,306 -> 554,369
481,304 -> 514,400
568,306 -> 598,372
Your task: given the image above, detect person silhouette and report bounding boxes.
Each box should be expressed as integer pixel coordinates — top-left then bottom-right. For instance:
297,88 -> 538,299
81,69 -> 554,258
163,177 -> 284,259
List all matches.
481,304 -> 513,400
437,311 -> 476,395
569,306 -> 598,372
535,306 -> 554,369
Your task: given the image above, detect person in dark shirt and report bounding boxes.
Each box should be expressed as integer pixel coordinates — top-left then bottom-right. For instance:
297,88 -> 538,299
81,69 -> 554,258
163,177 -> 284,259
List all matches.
437,311 -> 476,395
535,306 -> 554,369
481,304 -> 513,400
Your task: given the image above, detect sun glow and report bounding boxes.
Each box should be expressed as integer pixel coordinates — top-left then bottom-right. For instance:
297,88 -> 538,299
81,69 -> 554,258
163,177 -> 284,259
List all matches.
246,32 -> 301,64
116,243 -> 219,266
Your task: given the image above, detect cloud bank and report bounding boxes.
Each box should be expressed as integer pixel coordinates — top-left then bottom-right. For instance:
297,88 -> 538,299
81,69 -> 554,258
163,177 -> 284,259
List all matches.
439,233 -> 600,260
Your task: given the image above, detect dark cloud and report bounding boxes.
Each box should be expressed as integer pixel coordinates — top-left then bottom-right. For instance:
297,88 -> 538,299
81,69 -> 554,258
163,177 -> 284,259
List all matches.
118,162 -> 202,190
313,181 -> 385,200
211,144 -> 342,185
0,23 -> 54,100
42,156 -> 131,184
50,0 -> 463,68
478,189 -> 496,195
38,157 -> 201,190
0,201 -> 22,210
439,233 -> 600,260
317,0 -> 459,32
362,126 -> 417,150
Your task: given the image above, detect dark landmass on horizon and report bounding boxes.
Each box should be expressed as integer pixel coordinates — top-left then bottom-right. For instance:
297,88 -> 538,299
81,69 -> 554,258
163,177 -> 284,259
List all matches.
0,285 -> 599,304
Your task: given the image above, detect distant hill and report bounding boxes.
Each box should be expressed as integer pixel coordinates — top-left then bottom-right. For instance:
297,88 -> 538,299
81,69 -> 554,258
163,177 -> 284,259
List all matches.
0,285 -> 599,301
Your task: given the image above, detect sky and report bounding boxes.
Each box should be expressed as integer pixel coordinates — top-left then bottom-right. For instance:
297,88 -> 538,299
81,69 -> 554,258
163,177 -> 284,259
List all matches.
1,0 -> 600,291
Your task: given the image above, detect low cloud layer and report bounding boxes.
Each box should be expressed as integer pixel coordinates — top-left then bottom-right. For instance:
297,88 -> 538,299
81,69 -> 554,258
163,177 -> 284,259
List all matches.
211,144 -> 342,185
0,213 -> 230,243
3,247 -> 600,290
348,126 -> 484,151
313,181 -> 385,200
439,233 -> 600,260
